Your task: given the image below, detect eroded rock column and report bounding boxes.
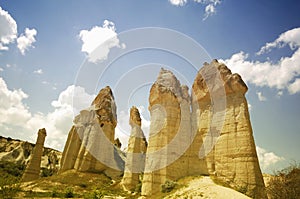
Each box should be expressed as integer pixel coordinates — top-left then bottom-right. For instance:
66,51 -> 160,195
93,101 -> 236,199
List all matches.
192,60 -> 267,198
141,69 -> 189,197
60,86 -> 124,176
21,128 -> 47,182
122,106 -> 147,192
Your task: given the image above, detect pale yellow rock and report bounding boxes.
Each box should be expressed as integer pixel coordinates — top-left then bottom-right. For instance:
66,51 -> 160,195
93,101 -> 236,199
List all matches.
59,86 -> 124,177
192,60 -> 267,198
141,69 -> 191,197
122,106 -> 147,191
21,128 -> 47,182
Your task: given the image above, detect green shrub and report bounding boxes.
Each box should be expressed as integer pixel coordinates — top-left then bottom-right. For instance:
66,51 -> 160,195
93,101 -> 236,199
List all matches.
41,168 -> 55,177
0,161 -> 25,177
79,183 -> 88,188
51,187 -> 59,197
85,189 -> 107,199
161,180 -> 176,193
0,174 -> 20,199
236,185 -> 248,194
64,187 -> 75,198
135,182 -> 142,193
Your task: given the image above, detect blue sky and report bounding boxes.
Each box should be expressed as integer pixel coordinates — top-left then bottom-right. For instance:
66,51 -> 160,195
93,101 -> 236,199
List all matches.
0,0 -> 299,173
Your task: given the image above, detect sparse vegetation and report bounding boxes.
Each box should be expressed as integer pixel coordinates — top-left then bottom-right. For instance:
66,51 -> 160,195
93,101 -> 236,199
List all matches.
161,180 -> 176,193
266,163 -> 300,199
0,161 -> 25,178
236,184 -> 248,194
135,182 -> 142,193
84,188 -> 107,199
41,167 -> 56,177
0,173 -> 21,199
64,187 -> 75,198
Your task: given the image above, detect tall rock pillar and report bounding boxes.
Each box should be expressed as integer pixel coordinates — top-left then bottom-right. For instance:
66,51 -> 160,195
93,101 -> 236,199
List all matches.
121,106 -> 147,192
141,69 -> 190,197
192,60 -> 267,198
21,128 -> 47,182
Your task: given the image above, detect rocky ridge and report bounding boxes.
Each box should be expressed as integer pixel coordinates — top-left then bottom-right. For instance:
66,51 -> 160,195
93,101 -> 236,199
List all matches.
0,135 -> 61,176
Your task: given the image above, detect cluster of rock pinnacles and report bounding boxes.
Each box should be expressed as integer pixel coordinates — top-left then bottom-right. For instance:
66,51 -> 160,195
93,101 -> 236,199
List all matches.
22,60 -> 267,198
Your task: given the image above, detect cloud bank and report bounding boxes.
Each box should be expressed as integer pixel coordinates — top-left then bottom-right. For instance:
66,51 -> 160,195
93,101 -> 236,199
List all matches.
220,27 -> 300,95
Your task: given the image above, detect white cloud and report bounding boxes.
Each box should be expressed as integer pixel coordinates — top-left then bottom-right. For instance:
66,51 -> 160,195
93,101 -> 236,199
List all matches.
219,27 -> 298,95
288,78 -> 300,94
33,69 -> 43,74
248,103 -> 252,111
0,67 -> 3,72
221,28 -> 300,94
257,27 -> 300,55
220,49 -> 300,94
194,0 -> 221,20
79,20 -> 122,63
0,7 -> 17,51
169,0 -> 187,6
51,85 -> 95,115
26,85 -> 95,150
256,146 -> 284,171
277,90 -> 283,97
17,28 -> 37,55
0,78 -> 96,150
0,77 -> 31,126
168,0 -> 221,19
256,91 -> 267,101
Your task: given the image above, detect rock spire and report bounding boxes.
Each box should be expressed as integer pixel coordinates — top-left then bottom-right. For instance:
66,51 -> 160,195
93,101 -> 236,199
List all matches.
21,128 -> 47,182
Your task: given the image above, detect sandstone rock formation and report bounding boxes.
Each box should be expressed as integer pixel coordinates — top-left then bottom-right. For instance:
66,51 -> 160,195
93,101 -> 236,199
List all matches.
141,69 -> 192,197
21,128 -> 47,182
192,60 -> 267,198
60,86 -> 124,176
141,63 -> 266,198
122,106 -> 147,191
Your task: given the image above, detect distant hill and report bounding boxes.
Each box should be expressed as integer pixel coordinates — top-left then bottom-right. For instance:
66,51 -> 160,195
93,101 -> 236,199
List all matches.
0,135 -> 61,179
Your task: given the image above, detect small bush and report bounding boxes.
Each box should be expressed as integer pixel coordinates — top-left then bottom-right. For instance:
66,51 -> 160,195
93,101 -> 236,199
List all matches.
267,164 -> 300,199
85,189 -> 107,199
161,180 -> 176,193
236,185 -> 248,194
64,187 -> 75,198
41,168 -> 55,177
51,187 -> 59,197
79,183 -> 88,188
0,174 -> 20,199
135,182 -> 142,193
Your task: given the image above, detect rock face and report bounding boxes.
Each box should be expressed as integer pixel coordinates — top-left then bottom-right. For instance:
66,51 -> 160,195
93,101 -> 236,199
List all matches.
141,69 -> 191,196
121,106 -> 147,191
21,128 -> 47,182
0,136 -> 61,173
60,86 -> 124,176
141,62 -> 266,198
192,60 -> 266,198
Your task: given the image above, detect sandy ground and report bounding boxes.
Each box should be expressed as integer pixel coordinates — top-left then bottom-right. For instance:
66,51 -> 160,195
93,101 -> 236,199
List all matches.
164,176 -> 251,199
